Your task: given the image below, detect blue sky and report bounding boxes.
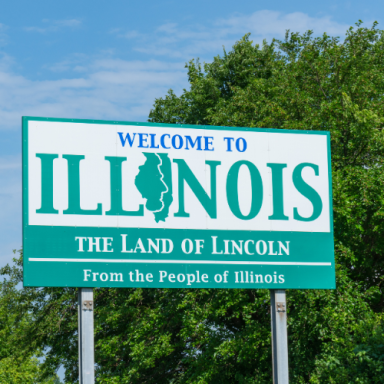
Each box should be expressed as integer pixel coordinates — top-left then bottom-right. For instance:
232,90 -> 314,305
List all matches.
0,0 -> 382,267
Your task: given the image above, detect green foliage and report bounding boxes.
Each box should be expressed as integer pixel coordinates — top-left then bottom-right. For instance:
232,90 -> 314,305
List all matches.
0,357 -> 61,384
149,21 -> 384,382
2,22 -> 384,383
0,254 -> 62,383
150,21 -> 384,291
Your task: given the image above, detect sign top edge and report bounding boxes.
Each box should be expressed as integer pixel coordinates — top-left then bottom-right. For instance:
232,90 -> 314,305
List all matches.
22,116 -> 331,136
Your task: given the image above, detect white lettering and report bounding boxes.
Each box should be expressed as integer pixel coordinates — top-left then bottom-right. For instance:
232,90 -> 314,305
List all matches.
135,269 -> 144,282
83,269 -> 91,281
88,237 -> 101,252
186,274 -> 195,286
244,240 -> 254,255
110,273 -> 123,282
278,241 -> 290,255
211,236 -> 223,254
224,240 -> 230,254
121,234 -> 134,253
255,274 -> 263,283
134,239 -> 146,253
256,240 -> 267,255
231,240 -> 243,255
177,274 -> 185,282
159,271 -> 167,282
181,239 -> 193,254
100,272 -> 108,281
103,237 -> 113,252
76,237 -> 87,252
147,239 -> 160,253
195,239 -> 204,254
268,241 -> 278,255
161,239 -> 174,254
214,274 -> 222,283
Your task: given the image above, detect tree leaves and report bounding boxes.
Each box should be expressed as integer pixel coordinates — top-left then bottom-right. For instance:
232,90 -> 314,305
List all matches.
2,22 -> 384,383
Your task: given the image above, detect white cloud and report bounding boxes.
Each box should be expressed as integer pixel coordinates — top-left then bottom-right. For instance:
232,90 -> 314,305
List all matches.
54,19 -> 82,27
110,29 -> 142,39
24,18 -> 82,33
0,54 -> 187,131
0,53 -> 187,264
43,53 -> 88,72
0,160 -> 20,171
0,156 -> 21,263
216,10 -> 350,37
0,9 -> 361,266
118,10 -> 352,59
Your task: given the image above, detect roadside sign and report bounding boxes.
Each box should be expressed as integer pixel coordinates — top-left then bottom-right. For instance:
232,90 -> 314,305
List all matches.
23,117 -> 335,289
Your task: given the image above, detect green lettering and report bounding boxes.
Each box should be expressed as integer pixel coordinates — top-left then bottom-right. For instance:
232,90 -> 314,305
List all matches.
267,163 -> 288,220
63,155 -> 102,215
173,159 -> 220,218
105,156 -> 144,216
36,153 -> 59,214
293,163 -> 323,221
226,161 -> 263,220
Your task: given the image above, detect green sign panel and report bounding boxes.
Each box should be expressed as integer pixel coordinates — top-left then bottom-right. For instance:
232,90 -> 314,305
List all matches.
23,117 -> 335,289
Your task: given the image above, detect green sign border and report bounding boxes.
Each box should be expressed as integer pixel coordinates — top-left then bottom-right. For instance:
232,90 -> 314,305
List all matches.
22,116 -> 334,288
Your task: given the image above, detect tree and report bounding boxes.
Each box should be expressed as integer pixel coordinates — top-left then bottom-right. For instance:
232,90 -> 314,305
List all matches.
0,357 -> 61,384
0,252 -> 62,383
1,22 -> 384,383
149,21 -> 384,297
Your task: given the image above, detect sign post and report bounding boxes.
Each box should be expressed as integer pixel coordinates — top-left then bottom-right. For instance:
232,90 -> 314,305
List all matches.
78,288 -> 94,384
270,290 -> 289,384
22,116 -> 335,382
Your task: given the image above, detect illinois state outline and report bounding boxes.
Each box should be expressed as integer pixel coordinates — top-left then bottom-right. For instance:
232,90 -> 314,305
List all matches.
134,153 -> 173,222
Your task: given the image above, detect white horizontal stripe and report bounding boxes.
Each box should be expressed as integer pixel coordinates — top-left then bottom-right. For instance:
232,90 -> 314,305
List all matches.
29,258 -> 331,266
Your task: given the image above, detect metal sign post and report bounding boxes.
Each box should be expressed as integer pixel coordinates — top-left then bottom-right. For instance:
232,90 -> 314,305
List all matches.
78,288 -> 94,384
270,290 -> 289,384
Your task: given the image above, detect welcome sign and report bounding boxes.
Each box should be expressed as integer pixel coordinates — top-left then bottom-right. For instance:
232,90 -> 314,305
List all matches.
22,117 -> 335,289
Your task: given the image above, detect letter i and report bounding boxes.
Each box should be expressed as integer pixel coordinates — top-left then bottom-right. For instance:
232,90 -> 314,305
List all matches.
224,240 -> 230,255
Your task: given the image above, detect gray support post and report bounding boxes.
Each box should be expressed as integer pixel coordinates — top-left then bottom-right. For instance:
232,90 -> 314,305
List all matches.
78,288 -> 95,384
270,289 -> 289,384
